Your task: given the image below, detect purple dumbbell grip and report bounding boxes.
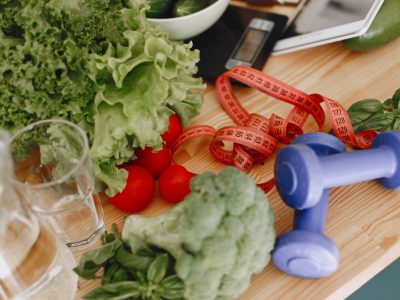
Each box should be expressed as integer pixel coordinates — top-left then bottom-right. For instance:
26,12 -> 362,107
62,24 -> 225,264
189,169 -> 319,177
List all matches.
294,190 -> 328,234
320,148 -> 396,188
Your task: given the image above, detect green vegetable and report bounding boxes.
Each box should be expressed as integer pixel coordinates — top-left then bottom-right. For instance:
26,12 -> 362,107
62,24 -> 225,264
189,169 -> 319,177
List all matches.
110,268 -> 130,283
115,247 -> 154,272
75,224 -> 184,300
356,111 -> 397,132
146,0 -> 174,18
393,117 -> 400,130
0,0 -> 205,196
83,282 -> 141,299
344,0 -> 400,51
348,89 -> 400,133
76,168 -> 275,299
347,99 -> 383,131
0,0 -> 97,133
392,88 -> 400,109
122,167 -> 275,300
172,0 -> 209,17
39,123 -> 86,180
74,224 -> 122,280
383,98 -> 394,111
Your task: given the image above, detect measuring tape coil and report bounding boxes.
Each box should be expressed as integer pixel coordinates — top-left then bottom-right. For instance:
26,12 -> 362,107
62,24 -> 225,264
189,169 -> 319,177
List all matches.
171,66 -> 379,192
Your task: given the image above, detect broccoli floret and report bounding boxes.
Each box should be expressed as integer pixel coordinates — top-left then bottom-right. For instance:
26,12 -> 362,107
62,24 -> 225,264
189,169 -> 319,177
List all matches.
122,167 -> 275,300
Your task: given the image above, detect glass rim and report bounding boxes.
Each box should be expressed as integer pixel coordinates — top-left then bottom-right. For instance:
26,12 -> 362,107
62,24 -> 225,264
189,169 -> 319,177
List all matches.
10,119 -> 90,189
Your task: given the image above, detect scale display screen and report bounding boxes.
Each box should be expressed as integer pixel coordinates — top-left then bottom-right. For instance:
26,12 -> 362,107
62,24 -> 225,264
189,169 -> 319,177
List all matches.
225,18 -> 275,69
233,28 -> 270,63
191,5 -> 288,80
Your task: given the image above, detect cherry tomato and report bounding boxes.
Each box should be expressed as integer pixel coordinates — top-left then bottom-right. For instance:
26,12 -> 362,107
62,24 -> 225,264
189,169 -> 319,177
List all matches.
159,165 -> 195,204
109,165 -> 155,213
161,114 -> 183,146
134,144 -> 172,178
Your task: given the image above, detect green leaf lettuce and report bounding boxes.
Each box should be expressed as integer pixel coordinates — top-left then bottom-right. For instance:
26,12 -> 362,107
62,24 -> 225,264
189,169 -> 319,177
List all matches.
0,0 -> 205,196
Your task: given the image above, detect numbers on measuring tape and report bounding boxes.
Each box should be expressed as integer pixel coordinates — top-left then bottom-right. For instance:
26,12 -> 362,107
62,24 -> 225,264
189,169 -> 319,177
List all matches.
171,66 -> 378,193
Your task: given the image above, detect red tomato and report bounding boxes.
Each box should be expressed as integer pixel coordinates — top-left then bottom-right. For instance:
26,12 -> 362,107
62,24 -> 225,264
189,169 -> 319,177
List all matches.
161,114 -> 183,146
159,165 -> 196,204
109,165 -> 155,213
134,144 -> 172,178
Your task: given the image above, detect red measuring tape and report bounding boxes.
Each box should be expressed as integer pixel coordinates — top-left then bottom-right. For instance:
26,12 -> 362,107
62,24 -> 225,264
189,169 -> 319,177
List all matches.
171,66 -> 378,192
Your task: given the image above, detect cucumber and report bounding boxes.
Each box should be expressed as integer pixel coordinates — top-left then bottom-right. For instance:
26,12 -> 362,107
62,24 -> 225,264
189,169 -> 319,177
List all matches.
344,0 -> 400,51
172,0 -> 209,17
146,0 -> 174,18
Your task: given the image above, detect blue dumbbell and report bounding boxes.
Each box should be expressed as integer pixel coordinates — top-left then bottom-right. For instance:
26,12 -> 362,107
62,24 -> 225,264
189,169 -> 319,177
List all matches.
272,132 -> 345,278
275,131 -> 400,210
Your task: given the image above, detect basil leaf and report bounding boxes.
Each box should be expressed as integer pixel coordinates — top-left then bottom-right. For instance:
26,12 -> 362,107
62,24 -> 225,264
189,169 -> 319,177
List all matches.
135,271 -> 148,285
149,294 -> 162,300
103,264 -> 120,285
392,88 -> 400,109
101,225 -> 120,245
158,286 -> 185,300
348,99 -> 383,128
356,112 -> 396,133
110,268 -> 130,284
159,275 -> 185,299
383,98 -> 393,111
74,238 -> 122,279
161,275 -> 184,289
116,248 -> 154,272
147,254 -> 169,284
392,117 -> 400,130
73,263 -> 102,281
83,281 -> 140,300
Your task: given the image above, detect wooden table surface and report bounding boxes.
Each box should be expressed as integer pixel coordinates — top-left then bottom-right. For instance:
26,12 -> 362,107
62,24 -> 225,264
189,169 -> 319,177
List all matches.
75,2 -> 400,299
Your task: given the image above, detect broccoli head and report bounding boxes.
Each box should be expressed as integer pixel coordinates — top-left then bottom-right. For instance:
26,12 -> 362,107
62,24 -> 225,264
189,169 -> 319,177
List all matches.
122,167 -> 275,300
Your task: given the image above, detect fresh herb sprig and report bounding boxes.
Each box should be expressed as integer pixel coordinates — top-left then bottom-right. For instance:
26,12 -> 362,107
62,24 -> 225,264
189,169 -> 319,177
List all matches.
74,224 -> 184,300
348,88 -> 400,133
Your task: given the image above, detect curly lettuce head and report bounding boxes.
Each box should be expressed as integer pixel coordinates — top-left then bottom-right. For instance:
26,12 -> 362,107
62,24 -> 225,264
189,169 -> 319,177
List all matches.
0,0 -> 96,130
0,0 -> 205,196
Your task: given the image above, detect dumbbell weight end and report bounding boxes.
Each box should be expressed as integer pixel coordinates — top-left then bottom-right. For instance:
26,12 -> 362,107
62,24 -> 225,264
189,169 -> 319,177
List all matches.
373,131 -> 400,189
272,190 -> 339,278
275,144 -> 324,209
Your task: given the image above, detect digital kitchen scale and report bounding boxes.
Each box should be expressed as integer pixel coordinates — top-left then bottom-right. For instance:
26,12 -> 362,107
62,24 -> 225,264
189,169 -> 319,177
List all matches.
192,5 -> 288,80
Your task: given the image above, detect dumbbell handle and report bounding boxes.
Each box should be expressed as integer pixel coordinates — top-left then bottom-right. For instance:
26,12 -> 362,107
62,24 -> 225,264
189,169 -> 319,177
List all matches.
294,189 -> 328,234
321,147 -> 395,188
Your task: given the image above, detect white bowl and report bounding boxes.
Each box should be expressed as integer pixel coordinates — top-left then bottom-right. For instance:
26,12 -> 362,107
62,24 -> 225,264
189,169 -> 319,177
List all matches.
147,0 -> 230,40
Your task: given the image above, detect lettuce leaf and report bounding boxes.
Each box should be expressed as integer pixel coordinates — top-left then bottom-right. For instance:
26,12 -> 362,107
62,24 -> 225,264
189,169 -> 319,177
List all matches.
0,0 -> 205,196
88,7 -> 205,195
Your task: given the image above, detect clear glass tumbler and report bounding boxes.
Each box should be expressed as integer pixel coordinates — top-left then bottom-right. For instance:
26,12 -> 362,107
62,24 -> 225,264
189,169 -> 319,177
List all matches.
10,119 -> 105,249
0,128 -> 77,300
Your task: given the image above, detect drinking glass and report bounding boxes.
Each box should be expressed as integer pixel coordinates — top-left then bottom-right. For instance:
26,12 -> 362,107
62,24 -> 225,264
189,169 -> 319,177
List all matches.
10,119 -> 105,249
0,128 -> 77,300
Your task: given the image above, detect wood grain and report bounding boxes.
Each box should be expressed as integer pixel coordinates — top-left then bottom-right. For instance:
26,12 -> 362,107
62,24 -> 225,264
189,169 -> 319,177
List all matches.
74,3 -> 400,300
